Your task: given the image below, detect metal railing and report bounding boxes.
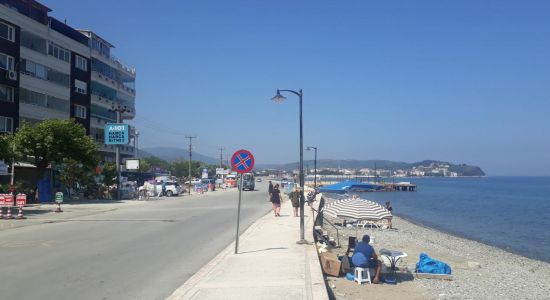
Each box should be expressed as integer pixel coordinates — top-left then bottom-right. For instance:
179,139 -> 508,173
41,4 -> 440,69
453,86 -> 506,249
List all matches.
311,203 -> 340,248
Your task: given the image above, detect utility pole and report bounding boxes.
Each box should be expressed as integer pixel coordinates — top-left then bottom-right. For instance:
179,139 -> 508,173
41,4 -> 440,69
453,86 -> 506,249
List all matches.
219,147 -> 224,168
134,130 -> 139,158
186,136 -> 196,195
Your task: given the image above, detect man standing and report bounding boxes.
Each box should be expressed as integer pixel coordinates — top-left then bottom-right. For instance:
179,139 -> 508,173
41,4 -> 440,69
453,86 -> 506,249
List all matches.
268,181 -> 273,202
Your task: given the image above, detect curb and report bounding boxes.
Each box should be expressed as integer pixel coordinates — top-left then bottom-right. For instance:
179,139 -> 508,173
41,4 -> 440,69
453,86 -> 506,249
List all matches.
165,214 -> 264,300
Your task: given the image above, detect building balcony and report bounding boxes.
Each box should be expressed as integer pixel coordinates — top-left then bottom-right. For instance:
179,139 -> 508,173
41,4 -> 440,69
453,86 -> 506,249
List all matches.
92,71 -> 135,96
90,94 -> 136,120
91,49 -> 136,77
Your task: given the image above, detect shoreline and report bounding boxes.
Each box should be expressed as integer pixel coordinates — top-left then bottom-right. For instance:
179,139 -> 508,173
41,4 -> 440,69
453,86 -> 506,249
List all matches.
393,212 -> 550,263
322,215 -> 550,299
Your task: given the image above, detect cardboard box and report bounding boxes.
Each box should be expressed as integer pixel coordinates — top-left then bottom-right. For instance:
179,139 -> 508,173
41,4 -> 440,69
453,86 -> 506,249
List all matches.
320,252 -> 341,277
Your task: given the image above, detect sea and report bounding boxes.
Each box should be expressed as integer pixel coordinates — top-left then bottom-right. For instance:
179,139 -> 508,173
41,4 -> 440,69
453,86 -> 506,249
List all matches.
351,176 -> 550,262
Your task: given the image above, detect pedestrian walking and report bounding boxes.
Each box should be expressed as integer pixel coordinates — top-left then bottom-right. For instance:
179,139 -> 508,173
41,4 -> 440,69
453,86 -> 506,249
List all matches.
268,181 -> 273,202
159,181 -> 166,197
386,201 -> 393,229
270,184 -> 281,217
290,186 -> 300,217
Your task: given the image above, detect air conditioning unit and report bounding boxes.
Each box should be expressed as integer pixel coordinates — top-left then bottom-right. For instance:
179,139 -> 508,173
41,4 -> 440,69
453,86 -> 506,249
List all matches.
6,70 -> 17,80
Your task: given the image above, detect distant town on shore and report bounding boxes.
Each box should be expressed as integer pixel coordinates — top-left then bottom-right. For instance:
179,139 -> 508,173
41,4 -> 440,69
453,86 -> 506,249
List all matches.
265,160 -> 486,177
139,148 -> 485,177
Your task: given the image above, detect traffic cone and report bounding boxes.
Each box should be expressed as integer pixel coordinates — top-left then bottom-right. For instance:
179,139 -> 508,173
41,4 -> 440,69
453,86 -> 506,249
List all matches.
16,207 -> 25,219
6,207 -> 13,219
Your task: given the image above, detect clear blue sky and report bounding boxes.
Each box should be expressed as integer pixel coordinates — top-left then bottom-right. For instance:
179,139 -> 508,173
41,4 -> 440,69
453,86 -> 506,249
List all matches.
45,0 -> 550,175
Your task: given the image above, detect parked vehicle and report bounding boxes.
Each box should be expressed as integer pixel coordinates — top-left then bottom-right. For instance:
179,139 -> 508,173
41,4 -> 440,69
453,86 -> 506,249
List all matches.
201,178 -> 216,191
225,174 -> 237,187
238,173 -> 255,191
138,181 -> 183,197
184,179 -> 202,185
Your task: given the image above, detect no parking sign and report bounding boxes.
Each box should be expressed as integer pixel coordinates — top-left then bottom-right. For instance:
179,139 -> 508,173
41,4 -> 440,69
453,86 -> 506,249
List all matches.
231,149 -> 255,174
231,149 -> 255,255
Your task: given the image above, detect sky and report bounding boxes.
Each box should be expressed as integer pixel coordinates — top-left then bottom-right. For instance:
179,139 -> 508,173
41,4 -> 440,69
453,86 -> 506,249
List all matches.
44,0 -> 550,175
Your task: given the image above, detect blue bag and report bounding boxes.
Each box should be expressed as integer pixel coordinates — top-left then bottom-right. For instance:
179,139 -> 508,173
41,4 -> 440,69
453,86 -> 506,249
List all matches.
415,253 -> 452,274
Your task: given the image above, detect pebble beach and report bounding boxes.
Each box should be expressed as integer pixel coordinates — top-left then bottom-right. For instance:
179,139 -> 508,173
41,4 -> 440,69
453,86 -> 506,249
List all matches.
322,215 -> 550,300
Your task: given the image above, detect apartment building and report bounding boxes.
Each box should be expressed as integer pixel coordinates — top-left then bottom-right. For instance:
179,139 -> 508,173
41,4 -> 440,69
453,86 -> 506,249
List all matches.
0,0 -> 136,162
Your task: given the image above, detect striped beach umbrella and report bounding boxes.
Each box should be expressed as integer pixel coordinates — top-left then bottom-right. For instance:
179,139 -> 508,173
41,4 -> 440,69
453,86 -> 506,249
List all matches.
323,197 -> 392,221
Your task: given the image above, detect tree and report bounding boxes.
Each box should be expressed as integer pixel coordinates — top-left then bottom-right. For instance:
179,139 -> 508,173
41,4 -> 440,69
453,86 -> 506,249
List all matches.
101,163 -> 117,187
0,133 -> 16,162
138,159 -> 151,173
13,120 -> 99,175
58,158 -> 96,199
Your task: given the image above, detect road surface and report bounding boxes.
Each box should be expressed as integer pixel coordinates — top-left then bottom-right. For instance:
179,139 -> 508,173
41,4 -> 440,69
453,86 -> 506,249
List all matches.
0,182 -> 271,300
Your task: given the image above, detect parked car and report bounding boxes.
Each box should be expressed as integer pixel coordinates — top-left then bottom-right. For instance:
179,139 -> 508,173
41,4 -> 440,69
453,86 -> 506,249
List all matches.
139,181 -> 183,197
201,178 -> 216,191
184,179 -> 202,185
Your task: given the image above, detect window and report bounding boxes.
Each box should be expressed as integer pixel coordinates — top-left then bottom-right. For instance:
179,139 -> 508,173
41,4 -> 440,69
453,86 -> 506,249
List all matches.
0,85 -> 14,102
0,116 -> 14,133
75,105 -> 87,119
75,55 -> 87,71
20,59 -> 70,87
0,52 -> 15,71
20,30 -> 47,54
75,79 -> 87,94
0,21 -> 14,42
48,42 -> 70,62
20,88 -> 46,107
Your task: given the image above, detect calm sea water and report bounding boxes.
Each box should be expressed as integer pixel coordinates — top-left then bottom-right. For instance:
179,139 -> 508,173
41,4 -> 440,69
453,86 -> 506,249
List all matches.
354,176 -> 550,262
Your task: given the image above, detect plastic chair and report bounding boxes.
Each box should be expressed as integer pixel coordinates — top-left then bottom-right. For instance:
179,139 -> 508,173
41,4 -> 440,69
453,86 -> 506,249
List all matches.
354,267 -> 371,284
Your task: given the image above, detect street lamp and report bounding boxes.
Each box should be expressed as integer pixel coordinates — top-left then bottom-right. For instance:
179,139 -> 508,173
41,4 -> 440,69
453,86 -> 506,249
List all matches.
271,89 -> 308,244
109,104 -> 129,200
306,146 -> 318,190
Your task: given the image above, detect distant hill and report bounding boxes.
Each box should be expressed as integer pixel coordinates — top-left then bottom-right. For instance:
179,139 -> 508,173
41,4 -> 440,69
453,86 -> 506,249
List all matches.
139,147 -> 218,164
257,159 -> 485,176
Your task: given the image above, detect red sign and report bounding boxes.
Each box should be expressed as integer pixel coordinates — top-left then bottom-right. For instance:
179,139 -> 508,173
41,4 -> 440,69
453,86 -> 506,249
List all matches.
1,194 -> 14,207
16,194 -> 26,207
0,194 -> 4,206
231,149 -> 255,174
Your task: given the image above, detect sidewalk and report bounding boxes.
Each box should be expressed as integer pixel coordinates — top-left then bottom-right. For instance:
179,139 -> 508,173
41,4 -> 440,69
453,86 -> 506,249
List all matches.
167,196 -> 329,300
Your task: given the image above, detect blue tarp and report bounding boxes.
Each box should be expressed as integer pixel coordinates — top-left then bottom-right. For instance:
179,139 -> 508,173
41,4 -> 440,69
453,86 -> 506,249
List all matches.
416,253 -> 452,274
318,180 -> 384,194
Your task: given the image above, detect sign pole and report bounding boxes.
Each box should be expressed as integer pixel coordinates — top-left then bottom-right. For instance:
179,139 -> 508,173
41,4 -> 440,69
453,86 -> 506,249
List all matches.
230,149 -> 255,255
235,173 -> 243,254
116,110 -> 122,201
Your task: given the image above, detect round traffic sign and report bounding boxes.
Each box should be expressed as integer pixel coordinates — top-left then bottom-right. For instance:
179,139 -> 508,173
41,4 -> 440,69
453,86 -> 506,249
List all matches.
231,149 -> 255,174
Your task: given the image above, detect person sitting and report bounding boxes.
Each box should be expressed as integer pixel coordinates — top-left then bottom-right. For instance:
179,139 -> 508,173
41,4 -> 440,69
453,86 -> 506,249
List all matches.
351,234 -> 382,284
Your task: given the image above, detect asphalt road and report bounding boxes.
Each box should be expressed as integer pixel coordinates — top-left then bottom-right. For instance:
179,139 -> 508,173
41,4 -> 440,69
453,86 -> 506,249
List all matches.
0,182 -> 271,300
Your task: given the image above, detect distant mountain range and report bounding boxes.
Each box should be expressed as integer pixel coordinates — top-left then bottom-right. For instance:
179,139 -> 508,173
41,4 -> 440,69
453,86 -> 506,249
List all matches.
139,147 -> 219,164
139,147 -> 485,176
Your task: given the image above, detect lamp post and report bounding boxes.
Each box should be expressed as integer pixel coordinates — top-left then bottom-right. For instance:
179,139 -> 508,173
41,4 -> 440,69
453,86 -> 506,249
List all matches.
306,146 -> 318,190
109,104 -> 129,200
271,89 -> 307,244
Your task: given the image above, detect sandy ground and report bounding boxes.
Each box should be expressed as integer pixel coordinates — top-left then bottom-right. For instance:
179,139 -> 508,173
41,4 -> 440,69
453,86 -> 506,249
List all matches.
321,216 -> 550,300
